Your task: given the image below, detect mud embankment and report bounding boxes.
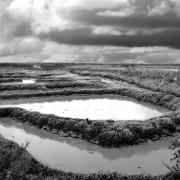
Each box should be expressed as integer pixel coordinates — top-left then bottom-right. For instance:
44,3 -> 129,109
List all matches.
0,107 -> 179,148
72,70 -> 180,97
0,85 -> 180,111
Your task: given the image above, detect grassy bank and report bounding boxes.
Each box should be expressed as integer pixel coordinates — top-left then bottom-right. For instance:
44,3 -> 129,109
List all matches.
0,85 -> 180,110
0,82 -> 100,91
71,68 -> 180,97
0,107 -> 178,148
0,78 -> 22,84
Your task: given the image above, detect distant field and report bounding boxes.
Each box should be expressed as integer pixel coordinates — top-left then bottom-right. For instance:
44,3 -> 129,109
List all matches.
0,63 -> 180,179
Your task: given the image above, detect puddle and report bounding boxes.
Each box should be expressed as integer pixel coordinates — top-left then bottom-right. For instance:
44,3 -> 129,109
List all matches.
21,79 -> 36,84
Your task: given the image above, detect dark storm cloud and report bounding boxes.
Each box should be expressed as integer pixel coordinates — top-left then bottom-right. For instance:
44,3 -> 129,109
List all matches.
49,0 -> 180,48
38,27 -> 180,48
60,8 -> 180,29
2,0 -> 180,47
1,0 -> 180,63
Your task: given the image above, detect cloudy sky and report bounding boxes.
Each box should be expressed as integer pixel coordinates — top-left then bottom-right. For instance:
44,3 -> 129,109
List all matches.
0,0 -> 180,64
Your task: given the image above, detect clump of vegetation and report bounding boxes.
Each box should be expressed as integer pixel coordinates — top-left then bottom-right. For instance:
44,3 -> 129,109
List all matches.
0,82 -> 99,91
161,139 -> 180,180
0,107 -> 177,148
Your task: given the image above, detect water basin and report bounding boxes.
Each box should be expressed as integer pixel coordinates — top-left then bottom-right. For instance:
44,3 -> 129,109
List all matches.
0,118 -> 176,175
2,96 -> 169,121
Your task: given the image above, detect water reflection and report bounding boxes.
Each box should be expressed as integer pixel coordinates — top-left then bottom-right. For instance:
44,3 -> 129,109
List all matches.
0,118 -> 176,175
2,97 -> 168,121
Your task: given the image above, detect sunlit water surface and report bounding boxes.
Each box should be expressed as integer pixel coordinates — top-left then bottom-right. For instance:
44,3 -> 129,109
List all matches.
0,118 -> 176,175
21,79 -> 36,84
2,97 -> 168,120
1,79 -> 36,85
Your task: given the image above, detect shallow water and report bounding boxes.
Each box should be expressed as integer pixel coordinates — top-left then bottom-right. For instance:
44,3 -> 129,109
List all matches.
0,118 -> 177,175
21,79 -> 36,84
1,79 -> 36,85
2,96 -> 168,121
100,78 -> 120,88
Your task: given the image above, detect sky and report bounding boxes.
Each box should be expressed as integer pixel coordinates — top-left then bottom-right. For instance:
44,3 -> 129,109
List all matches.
0,0 -> 180,64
